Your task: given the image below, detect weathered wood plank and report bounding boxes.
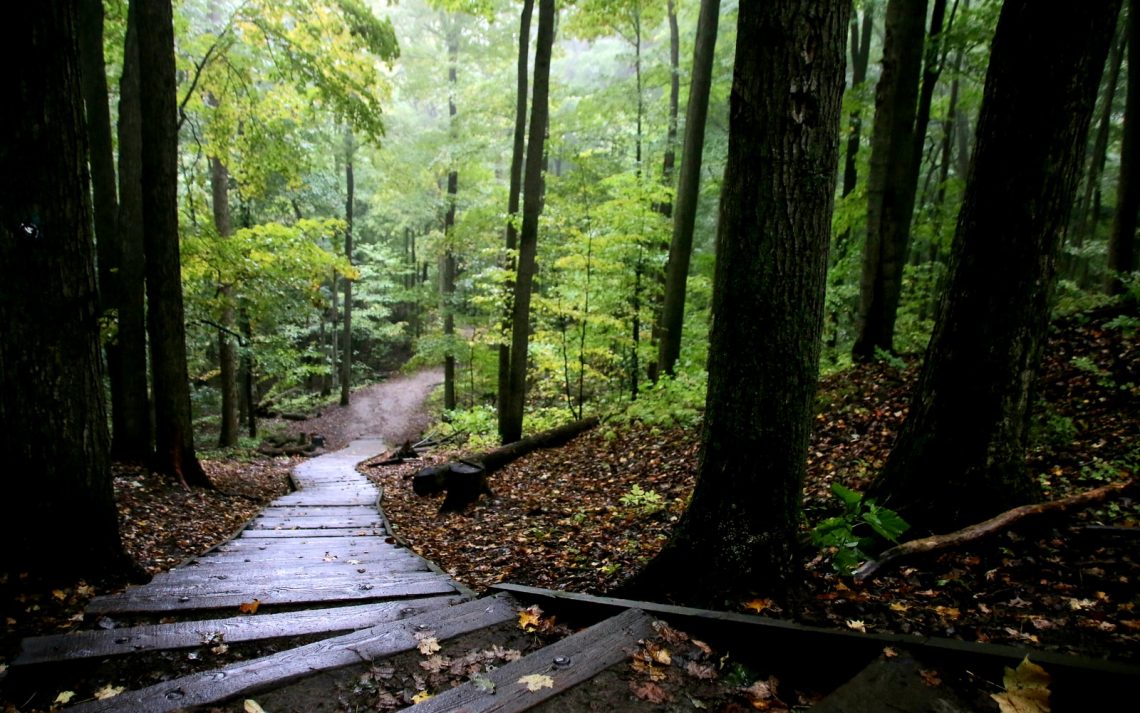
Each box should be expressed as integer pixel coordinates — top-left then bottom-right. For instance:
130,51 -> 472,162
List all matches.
239,528 -> 385,538
15,596 -> 462,666
94,570 -> 445,601
407,608 -> 654,713
169,553 -> 423,574
269,496 -> 378,507
215,537 -> 394,553
64,594 -> 518,713
87,574 -> 459,614
249,516 -> 381,529
148,560 -> 430,588
258,506 -> 379,518
191,551 -> 414,567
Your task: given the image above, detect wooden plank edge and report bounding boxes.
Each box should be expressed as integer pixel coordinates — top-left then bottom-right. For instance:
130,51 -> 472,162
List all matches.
405,608 -> 655,712
490,583 -> 1140,680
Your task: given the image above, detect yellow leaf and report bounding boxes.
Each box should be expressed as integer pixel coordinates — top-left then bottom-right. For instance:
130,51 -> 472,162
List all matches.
517,605 -> 542,631
742,598 -> 772,614
645,641 -> 672,665
846,619 -> 867,633
991,657 -> 1051,713
54,691 -> 76,704
93,683 -> 125,700
517,673 -> 554,691
238,598 -> 261,614
244,700 -> 268,713
934,606 -> 960,620
417,637 -> 441,655
411,691 -> 433,704
889,602 -> 910,613
52,589 -> 68,601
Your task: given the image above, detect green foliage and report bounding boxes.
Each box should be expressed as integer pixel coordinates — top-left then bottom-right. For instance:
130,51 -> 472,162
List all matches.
1029,408 -> 1079,448
614,370 -> 706,429
810,483 -> 910,574
619,484 -> 664,517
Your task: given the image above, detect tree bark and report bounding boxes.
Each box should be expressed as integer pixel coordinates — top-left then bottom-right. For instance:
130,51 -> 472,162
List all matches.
138,0 -> 210,488
502,0 -> 557,445
112,0 -> 152,462
1107,0 -> 1139,294
637,0 -> 848,604
0,1 -> 144,583
443,24 -> 459,412
852,0 -> 929,361
655,0 -> 721,378
342,129 -> 355,406
868,0 -> 1122,532
498,0 -> 534,441
210,154 -> 240,447
841,7 -> 875,200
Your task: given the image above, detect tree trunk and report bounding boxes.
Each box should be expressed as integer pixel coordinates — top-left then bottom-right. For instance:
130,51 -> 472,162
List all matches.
502,0 -> 556,445
138,0 -> 210,488
842,8 -> 875,200
655,0 -> 721,378
660,0 -> 679,215
852,0 -> 929,361
341,129 -> 355,406
498,0 -> 534,442
868,0 -> 1122,532
443,25 -> 459,412
0,1 -> 143,583
636,0 -> 848,604
1107,0 -> 1139,294
210,154 -> 239,447
111,0 -> 153,463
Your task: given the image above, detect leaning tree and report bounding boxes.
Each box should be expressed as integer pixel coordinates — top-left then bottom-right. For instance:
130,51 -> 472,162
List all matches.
868,0 -> 1124,531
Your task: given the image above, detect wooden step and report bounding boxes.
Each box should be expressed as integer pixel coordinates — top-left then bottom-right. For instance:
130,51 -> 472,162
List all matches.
406,607 -> 655,712
87,573 -> 459,614
15,596 -> 461,666
63,594 -> 518,713
248,516 -> 381,529
238,527 -> 385,538
257,506 -> 379,518
146,560 -> 430,588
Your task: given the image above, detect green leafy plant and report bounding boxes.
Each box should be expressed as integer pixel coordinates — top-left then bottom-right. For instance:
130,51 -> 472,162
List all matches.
810,483 -> 910,574
619,484 -> 665,517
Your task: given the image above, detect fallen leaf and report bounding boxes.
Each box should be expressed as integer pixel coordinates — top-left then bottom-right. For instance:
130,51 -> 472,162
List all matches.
54,691 -> 76,704
410,691 -> 433,704
76,583 -> 95,597
631,658 -> 668,681
846,619 -> 866,633
691,639 -> 713,655
743,598 -> 772,614
417,637 -> 441,655
518,673 -> 554,691
919,670 -> 941,687
934,606 -> 960,620
652,620 -> 688,644
991,657 -> 1050,713
52,589 -> 68,601
630,680 -> 670,703
93,683 -> 125,700
882,646 -> 898,658
889,602 -> 910,613
238,599 -> 260,615
518,605 -> 542,631
244,701 -> 267,713
686,661 -> 717,680
471,673 -> 496,693
211,643 -> 229,655
419,655 -> 450,673
645,641 -> 672,665
741,677 -> 781,708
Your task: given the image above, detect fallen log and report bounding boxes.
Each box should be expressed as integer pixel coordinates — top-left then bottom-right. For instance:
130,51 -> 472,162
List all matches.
411,416 -> 600,512
853,479 -> 1136,582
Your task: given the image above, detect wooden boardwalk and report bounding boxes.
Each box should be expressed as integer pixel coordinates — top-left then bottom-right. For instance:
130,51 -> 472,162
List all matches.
12,440 -> 1137,712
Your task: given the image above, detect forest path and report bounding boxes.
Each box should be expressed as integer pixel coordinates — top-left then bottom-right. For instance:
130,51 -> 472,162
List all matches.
283,367 -> 443,449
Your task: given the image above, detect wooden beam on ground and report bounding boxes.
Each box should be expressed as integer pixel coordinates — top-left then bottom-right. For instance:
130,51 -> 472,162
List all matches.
406,608 -> 654,712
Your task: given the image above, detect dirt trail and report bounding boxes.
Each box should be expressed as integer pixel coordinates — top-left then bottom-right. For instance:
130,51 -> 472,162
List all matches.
283,368 -> 443,450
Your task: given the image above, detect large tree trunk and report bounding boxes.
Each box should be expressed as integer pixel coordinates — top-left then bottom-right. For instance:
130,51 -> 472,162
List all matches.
210,154 -> 240,447
138,0 -> 210,488
498,0 -> 534,442
868,0 -> 1122,532
442,25 -> 459,412
852,0 -> 929,361
637,0 -> 848,604
0,2 -> 143,583
341,129 -> 355,407
112,0 -> 153,463
1107,0 -> 1139,294
502,0 -> 556,445
655,0 -> 721,378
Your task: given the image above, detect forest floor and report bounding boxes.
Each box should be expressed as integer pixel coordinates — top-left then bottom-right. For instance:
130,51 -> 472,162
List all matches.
0,313 -> 1136,712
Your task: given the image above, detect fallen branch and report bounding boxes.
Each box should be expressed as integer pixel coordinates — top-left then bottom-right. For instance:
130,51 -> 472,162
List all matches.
853,479 -> 1136,582
411,416 -> 600,512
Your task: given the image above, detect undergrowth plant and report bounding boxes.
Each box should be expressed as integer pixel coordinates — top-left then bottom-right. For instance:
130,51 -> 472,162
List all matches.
811,483 -> 909,574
